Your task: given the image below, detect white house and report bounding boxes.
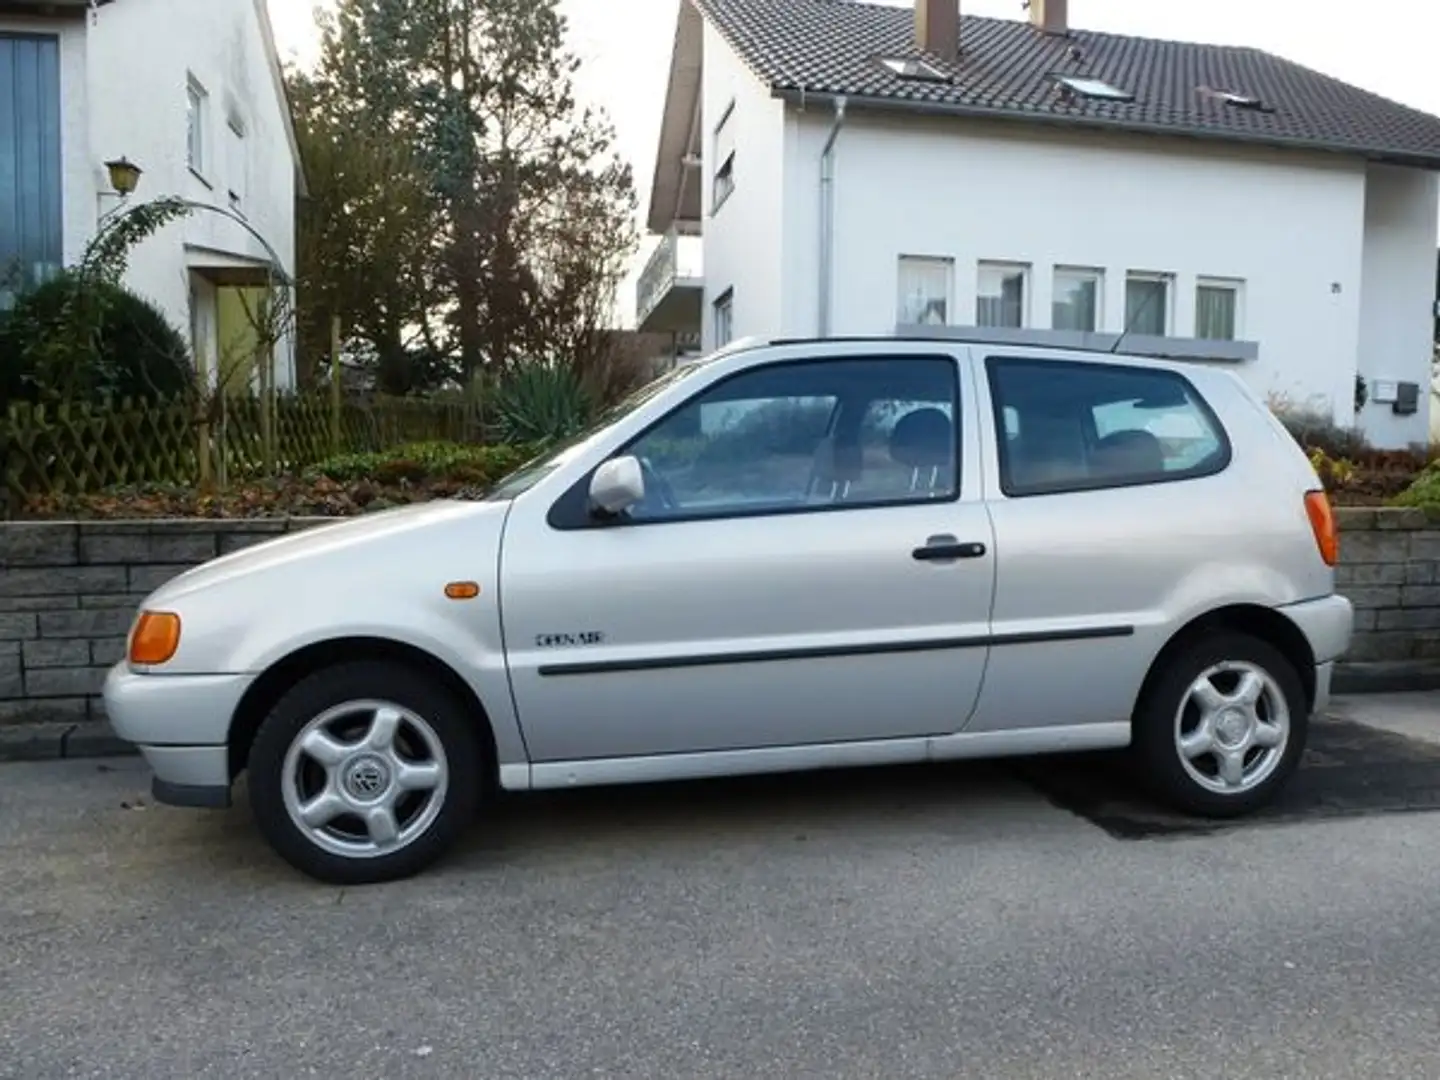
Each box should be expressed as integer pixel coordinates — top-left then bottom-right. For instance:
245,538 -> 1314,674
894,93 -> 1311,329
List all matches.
0,0 -> 304,390
637,0 -> 1440,449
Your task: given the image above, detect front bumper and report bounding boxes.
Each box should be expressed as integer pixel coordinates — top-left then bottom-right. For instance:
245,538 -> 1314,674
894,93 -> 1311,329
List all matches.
103,663 -> 255,810
1279,593 -> 1354,666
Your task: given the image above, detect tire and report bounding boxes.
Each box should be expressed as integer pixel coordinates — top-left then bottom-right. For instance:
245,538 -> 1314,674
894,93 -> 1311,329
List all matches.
247,661 -> 484,884
1132,632 -> 1308,818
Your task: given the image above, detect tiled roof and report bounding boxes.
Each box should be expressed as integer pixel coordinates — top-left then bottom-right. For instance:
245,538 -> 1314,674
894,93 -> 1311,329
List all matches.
689,0 -> 1440,168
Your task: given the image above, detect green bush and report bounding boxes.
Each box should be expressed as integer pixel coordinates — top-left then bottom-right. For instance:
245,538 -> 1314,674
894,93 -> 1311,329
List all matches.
492,361 -> 594,444
309,440 -> 537,486
0,272 -> 194,406
1392,463 -> 1440,509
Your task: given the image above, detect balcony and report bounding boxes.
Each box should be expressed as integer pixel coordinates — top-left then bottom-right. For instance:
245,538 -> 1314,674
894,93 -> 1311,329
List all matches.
636,230 -> 703,334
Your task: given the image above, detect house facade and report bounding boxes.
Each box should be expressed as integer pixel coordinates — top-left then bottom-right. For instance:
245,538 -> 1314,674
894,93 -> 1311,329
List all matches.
0,0 -> 303,391
638,0 -> 1440,449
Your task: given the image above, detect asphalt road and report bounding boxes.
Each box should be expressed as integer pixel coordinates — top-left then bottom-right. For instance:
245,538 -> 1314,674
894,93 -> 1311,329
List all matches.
4,696 -> 1440,1079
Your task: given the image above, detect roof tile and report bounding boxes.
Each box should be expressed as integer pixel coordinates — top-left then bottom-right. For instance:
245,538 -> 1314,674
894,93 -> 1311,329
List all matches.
690,0 -> 1440,167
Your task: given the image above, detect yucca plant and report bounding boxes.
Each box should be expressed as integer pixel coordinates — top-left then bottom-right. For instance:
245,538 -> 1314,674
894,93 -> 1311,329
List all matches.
491,359 -> 594,445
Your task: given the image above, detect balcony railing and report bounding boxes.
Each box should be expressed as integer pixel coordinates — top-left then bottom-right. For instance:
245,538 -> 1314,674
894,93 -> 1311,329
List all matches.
636,231 -> 702,328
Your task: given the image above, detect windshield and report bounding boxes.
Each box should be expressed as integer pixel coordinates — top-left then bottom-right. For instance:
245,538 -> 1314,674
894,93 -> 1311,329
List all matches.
482,360 -> 709,501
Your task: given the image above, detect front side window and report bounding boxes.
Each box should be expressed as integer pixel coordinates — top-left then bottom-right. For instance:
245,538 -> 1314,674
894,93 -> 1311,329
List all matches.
988,357 -> 1228,496
977,261 -> 1028,328
618,355 -> 960,523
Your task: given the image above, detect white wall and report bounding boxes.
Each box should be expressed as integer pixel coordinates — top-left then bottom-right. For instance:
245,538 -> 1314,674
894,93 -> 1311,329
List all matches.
1356,164 -> 1439,448
0,15 -> 92,267
782,112 -> 1380,431
699,20 -> 785,350
86,0 -> 297,385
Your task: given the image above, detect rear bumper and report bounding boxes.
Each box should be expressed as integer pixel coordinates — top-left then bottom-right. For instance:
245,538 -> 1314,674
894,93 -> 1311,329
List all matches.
1279,593 -> 1354,666
104,663 -> 252,810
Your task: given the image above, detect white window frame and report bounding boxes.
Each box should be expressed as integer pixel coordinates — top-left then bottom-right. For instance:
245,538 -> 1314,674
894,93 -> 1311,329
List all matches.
976,260 -> 1031,329
1195,276 -> 1245,341
1052,266 -> 1104,333
186,74 -> 209,180
1124,271 -> 1175,336
896,255 -> 954,327
712,99 -> 736,214
713,288 -> 734,349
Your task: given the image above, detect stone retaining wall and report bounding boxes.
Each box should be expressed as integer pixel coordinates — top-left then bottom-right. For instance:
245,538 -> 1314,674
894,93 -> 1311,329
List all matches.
0,509 -> 1434,748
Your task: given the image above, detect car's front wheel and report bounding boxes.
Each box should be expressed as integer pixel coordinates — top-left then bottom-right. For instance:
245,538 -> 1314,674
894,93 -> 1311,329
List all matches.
1133,632 -> 1308,817
247,661 -> 483,884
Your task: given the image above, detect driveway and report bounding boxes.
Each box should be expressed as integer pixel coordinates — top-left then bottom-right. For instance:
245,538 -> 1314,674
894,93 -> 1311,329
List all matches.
3,694 -> 1440,1079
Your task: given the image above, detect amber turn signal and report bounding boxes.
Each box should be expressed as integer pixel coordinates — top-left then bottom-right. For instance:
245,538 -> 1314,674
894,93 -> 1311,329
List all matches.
129,610 -> 181,666
1304,489 -> 1339,567
444,581 -> 481,600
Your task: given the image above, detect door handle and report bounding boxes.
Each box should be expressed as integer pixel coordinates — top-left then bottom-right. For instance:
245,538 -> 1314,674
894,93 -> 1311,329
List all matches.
912,536 -> 987,561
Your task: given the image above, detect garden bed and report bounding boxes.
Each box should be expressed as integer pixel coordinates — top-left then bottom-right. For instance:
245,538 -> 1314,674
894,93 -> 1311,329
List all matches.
11,441 -> 536,520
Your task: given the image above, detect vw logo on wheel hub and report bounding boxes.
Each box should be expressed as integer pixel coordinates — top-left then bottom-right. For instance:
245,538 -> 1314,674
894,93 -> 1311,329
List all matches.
343,755 -> 391,800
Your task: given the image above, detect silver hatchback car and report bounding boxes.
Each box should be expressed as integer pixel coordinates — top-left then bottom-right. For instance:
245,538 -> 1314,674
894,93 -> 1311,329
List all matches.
105,336 -> 1353,883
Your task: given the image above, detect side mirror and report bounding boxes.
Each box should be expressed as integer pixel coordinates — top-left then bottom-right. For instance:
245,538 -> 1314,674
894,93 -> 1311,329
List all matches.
589,455 -> 645,516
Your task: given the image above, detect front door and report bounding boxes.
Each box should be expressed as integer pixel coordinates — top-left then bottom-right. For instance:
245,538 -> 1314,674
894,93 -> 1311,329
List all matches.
499,350 -> 997,763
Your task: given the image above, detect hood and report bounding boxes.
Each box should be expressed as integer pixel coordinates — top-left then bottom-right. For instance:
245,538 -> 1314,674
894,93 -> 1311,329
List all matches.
147,499 -> 506,606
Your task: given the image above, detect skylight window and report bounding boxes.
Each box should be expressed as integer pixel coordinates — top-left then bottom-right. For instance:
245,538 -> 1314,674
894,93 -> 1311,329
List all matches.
1198,86 -> 1270,111
1054,74 -> 1134,102
877,56 -> 950,82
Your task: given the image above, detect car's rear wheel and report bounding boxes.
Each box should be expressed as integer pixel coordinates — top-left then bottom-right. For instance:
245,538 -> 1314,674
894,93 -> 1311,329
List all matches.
1133,632 -> 1308,817
247,661 -> 482,884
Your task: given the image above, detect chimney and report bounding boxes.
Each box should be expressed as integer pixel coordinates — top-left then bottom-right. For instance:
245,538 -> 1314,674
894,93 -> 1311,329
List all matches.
1029,0 -> 1068,34
914,0 -> 959,58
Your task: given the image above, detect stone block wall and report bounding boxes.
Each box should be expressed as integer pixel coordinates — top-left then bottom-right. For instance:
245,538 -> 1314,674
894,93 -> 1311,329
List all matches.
0,508 -> 1434,743
1333,507 -> 1440,665
0,519 -> 330,738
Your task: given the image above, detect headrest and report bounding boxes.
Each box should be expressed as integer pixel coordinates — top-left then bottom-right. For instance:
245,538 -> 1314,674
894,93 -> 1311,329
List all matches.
889,407 -> 953,469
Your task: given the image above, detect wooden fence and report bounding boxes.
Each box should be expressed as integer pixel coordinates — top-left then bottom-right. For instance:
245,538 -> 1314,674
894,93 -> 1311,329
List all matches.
0,393 -> 487,508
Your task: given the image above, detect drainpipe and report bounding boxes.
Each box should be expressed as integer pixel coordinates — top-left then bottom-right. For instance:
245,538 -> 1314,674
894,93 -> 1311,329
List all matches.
818,96 -> 848,337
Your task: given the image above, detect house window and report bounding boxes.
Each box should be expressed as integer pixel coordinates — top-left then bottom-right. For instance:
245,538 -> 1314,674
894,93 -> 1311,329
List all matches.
186,75 -> 209,176
977,261 -> 1029,328
897,255 -> 953,326
1196,278 -> 1243,341
712,100 -> 735,213
1124,272 -> 1173,336
226,114 -> 248,209
713,288 -> 734,348
1053,267 -> 1103,332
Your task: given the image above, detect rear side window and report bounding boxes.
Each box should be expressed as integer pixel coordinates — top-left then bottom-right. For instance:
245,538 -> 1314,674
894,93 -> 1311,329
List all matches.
987,357 -> 1230,497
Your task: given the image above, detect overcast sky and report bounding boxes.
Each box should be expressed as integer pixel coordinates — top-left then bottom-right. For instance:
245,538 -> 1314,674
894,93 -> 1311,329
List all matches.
267,0 -> 1440,325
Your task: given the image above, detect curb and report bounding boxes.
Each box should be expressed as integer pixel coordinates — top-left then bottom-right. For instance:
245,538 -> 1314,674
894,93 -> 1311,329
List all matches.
0,720 -> 137,764
1333,662 -> 1440,696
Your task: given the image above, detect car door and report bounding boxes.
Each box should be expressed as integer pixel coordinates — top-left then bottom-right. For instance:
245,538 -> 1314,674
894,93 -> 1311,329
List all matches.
498,348 -> 997,764
968,351 -> 1236,735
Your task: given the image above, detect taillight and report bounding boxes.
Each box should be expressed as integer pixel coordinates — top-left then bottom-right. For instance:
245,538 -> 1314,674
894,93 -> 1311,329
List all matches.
1304,489 -> 1338,567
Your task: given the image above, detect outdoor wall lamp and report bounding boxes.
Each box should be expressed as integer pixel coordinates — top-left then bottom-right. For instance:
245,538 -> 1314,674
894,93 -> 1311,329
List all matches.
105,157 -> 143,197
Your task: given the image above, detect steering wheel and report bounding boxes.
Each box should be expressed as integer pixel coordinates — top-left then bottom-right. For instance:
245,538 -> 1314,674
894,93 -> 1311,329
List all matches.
637,456 -> 679,511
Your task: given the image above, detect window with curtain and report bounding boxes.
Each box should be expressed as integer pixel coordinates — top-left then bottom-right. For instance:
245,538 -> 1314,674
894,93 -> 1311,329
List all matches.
1196,280 -> 1241,340
1124,274 -> 1171,335
977,262 -> 1028,328
712,100 -> 735,212
896,255 -> 953,325
713,289 -> 734,348
1053,267 -> 1102,332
